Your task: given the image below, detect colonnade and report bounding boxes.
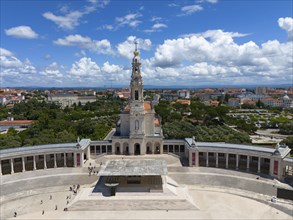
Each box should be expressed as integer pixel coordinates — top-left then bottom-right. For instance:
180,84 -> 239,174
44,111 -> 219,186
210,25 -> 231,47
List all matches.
196,152 -> 271,174
203,152 -> 264,172
163,144 -> 185,155
90,145 -> 112,155
0,152 -> 80,175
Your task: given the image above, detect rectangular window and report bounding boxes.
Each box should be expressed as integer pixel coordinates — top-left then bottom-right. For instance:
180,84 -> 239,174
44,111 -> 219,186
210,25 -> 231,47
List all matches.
180,145 -> 185,152
163,145 -> 168,153
135,90 -> 138,100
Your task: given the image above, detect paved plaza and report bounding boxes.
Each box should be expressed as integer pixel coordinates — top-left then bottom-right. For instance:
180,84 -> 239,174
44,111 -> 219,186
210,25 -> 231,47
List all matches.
1,155 -> 292,219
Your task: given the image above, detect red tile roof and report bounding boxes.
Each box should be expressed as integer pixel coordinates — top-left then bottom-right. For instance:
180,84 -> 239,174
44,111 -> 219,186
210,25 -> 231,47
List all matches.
0,120 -> 33,125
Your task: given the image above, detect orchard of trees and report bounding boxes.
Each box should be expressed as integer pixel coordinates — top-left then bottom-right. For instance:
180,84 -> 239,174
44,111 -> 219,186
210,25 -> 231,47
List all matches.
0,96 -> 124,149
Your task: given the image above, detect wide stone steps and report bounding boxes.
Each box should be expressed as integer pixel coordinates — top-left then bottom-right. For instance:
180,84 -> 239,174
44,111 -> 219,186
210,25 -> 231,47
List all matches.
69,199 -> 197,211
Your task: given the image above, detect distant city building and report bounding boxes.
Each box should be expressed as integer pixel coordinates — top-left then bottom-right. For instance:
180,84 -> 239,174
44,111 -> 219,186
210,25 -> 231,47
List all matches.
228,98 -> 240,107
255,87 -> 267,95
47,93 -> 96,108
177,90 -> 190,99
0,120 -> 33,132
162,90 -> 178,101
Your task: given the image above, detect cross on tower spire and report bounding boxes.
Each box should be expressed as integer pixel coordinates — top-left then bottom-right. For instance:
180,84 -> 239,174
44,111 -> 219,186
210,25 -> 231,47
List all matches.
134,41 -> 138,51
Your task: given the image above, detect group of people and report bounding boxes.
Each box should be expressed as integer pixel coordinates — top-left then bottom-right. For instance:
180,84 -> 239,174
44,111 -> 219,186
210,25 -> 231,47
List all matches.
14,194 -> 58,217
40,195 -> 58,215
13,177 -> 86,217
88,162 -> 102,176
69,184 -> 80,194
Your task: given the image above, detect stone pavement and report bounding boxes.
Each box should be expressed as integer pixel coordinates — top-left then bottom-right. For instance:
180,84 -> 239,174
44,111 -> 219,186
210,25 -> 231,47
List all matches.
1,154 -> 293,219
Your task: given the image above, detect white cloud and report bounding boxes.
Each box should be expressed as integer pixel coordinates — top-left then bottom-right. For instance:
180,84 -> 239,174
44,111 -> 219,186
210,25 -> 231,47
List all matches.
168,3 -> 178,7
115,13 -> 142,29
153,23 -> 168,29
43,0 -> 108,30
180,5 -> 203,16
144,23 -> 168,33
150,16 -> 162,22
67,58 -> 128,84
40,62 -> 63,78
0,48 -> 14,57
5,26 -> 38,39
54,34 -> 112,54
43,11 -> 83,30
143,25 -> 292,86
0,48 -> 37,86
102,61 -> 122,73
278,17 -> 293,41
198,0 -> 218,3
101,24 -> 114,30
68,57 -> 100,77
117,36 -> 152,59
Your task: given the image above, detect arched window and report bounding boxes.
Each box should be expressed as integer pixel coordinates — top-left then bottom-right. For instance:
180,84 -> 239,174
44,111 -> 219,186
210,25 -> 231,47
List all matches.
135,120 -> 139,130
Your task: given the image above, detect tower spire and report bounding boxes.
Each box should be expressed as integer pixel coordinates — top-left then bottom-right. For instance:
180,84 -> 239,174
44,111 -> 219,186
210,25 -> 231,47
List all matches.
134,41 -> 138,51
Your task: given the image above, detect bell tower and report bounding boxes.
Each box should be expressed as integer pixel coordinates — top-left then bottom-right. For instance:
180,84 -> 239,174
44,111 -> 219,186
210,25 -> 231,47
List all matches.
130,42 -> 144,102
129,42 -> 145,138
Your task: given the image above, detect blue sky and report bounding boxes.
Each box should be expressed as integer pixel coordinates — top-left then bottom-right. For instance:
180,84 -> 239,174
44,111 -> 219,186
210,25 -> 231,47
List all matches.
0,0 -> 292,87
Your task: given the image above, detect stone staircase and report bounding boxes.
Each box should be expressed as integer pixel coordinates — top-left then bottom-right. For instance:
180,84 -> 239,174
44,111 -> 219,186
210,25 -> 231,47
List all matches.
68,199 -> 197,211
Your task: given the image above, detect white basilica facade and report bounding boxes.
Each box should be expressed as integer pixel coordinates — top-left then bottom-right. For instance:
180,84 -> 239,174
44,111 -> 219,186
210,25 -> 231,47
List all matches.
111,45 -> 163,155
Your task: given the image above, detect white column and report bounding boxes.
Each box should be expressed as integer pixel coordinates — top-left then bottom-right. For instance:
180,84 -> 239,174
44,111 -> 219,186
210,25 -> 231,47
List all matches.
257,157 -> 261,173
44,154 -> 47,169
33,156 -> 36,170
120,145 -> 123,154
80,152 -> 84,167
216,153 -> 218,168
236,154 -> 239,170
22,157 -> 25,172
225,153 -> 229,169
64,153 -> 67,167
94,146 -> 97,155
246,155 -> 250,171
54,154 -> 57,168
87,147 -> 90,159
206,152 -> 209,167
152,146 -> 155,154
0,160 -> 2,175
10,159 -> 14,174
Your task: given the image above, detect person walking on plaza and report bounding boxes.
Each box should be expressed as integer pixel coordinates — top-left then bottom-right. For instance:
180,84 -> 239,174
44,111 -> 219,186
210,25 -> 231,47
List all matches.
42,210 -> 44,215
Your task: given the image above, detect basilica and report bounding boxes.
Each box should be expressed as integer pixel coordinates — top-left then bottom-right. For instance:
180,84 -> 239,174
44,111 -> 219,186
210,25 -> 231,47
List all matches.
0,44 -> 292,184
111,44 -> 163,155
